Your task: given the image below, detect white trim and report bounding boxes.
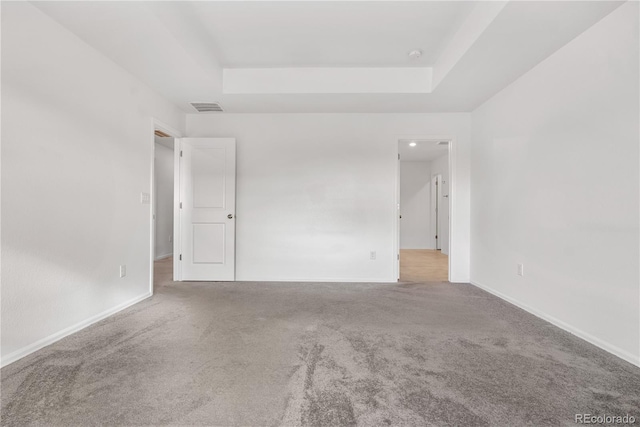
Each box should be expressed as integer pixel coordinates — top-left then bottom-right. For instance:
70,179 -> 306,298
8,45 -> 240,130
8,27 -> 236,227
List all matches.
236,277 -> 398,283
151,138 -> 156,293
471,280 -> 640,368
154,253 -> 173,261
1,292 -> 152,368
447,138 -> 455,282
173,138 -> 182,281
394,150 -> 400,280
153,119 -> 182,141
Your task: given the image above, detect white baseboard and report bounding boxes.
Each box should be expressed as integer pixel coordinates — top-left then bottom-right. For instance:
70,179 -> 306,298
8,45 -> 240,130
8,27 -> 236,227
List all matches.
470,280 -> 639,368
400,247 -> 438,250
154,253 -> 173,261
1,292 -> 152,368
236,276 -> 398,283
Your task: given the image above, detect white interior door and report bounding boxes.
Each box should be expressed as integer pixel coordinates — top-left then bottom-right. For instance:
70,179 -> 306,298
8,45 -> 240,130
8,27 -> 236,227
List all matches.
174,138 -> 236,281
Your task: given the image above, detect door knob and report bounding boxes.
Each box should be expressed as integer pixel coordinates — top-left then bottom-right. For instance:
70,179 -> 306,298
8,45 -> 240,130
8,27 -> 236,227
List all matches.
227,214 -> 234,219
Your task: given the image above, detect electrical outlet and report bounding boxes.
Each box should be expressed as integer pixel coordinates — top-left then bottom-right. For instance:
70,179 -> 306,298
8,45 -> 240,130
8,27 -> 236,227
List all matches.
517,263 -> 524,277
370,251 -> 377,260
120,265 -> 127,278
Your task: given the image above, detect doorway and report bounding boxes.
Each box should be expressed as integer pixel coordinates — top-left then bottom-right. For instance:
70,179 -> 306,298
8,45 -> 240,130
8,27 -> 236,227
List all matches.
397,139 -> 451,282
150,121 -> 181,294
153,132 -> 175,290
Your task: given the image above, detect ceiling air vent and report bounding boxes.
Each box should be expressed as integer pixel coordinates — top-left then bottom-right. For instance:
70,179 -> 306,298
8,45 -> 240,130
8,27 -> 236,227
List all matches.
190,102 -> 223,113
437,141 -> 449,146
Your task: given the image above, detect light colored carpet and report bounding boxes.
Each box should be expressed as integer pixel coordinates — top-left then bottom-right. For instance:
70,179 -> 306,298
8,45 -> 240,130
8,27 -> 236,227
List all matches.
1,258 -> 639,426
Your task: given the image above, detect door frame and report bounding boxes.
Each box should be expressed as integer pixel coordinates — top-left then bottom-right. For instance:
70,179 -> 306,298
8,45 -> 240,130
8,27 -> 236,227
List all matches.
395,135 -> 455,282
431,173 -> 442,250
150,118 -> 182,295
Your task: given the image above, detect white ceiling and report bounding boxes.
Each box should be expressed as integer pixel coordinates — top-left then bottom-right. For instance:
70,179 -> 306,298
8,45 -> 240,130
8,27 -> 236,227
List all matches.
399,139 -> 448,162
185,2 -> 474,68
32,1 -> 625,113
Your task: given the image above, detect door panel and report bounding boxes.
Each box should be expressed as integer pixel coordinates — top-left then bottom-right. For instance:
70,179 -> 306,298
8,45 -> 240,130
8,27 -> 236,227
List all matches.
192,223 -> 225,264
176,138 -> 236,281
192,147 -> 226,208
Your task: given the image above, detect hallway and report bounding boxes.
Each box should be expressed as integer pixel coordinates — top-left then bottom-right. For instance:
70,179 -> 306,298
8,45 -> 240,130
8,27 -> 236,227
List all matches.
400,249 -> 448,282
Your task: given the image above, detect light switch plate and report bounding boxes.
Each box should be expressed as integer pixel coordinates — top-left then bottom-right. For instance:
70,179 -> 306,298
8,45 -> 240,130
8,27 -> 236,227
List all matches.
140,192 -> 151,204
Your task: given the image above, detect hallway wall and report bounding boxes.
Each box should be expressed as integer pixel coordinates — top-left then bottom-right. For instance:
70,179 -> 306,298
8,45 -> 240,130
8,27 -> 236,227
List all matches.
400,161 -> 432,249
154,139 -> 174,260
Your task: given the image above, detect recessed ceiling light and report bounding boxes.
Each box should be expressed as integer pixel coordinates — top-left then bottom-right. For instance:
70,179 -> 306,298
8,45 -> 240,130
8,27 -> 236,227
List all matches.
409,142 -> 417,147
408,50 -> 422,60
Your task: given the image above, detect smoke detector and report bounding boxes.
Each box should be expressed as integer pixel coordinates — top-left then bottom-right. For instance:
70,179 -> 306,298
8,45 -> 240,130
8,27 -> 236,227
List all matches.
408,50 -> 422,60
190,102 -> 223,113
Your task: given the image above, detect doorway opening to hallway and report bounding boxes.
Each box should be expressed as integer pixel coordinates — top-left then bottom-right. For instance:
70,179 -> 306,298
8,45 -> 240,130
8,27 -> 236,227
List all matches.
397,139 -> 450,282
151,125 -> 178,292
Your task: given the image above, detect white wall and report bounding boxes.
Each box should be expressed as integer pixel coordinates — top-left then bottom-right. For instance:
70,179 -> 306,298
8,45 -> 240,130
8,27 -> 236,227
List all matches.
187,113 -> 471,282
1,2 -> 185,365
154,139 -> 174,259
470,2 -> 639,366
400,162 -> 432,249
431,154 -> 450,255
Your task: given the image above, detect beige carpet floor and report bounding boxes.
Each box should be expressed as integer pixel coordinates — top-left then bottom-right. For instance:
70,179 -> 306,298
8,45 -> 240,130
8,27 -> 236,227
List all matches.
1,258 -> 639,426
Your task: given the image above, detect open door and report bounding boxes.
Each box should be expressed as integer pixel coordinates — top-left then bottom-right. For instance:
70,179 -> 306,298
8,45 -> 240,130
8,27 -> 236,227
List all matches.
174,138 -> 236,281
